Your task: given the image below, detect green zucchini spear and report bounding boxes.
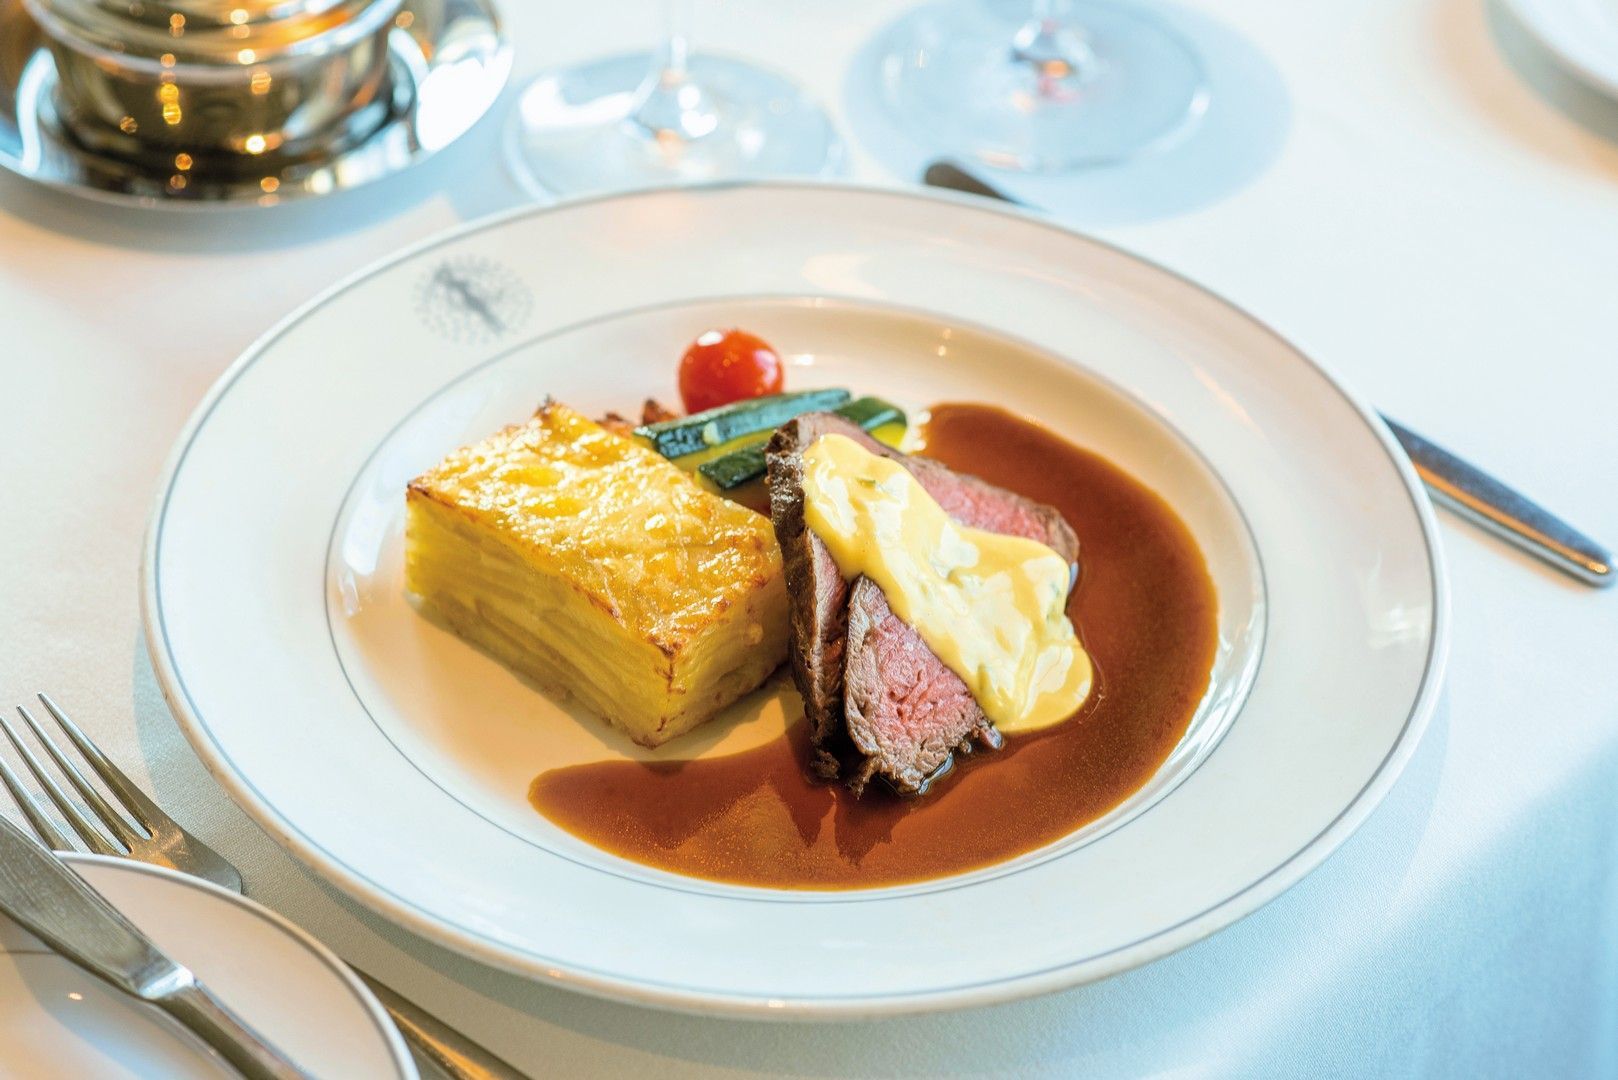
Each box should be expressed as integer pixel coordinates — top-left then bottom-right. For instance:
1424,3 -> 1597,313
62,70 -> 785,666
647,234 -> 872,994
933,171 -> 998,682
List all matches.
635,389 -> 852,459
698,396 -> 907,490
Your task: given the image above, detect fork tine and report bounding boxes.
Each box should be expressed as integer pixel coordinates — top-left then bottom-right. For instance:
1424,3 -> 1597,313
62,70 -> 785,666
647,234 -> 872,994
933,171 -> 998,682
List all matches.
35,694 -> 165,833
36,694 -> 242,894
0,751 -> 73,851
36,696 -> 169,835
17,704 -> 143,847
0,710 -> 120,856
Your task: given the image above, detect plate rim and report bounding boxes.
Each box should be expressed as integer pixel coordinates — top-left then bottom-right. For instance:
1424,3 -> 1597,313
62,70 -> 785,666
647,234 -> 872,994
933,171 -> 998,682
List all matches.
140,180 -> 1450,1017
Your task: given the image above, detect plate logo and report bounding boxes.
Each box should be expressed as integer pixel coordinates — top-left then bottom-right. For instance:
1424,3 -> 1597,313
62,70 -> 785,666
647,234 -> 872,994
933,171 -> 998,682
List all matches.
414,256 -> 534,344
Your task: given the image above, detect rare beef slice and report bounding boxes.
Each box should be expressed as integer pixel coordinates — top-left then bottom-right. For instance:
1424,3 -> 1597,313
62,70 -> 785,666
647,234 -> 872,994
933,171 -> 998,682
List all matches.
765,413 -> 1077,794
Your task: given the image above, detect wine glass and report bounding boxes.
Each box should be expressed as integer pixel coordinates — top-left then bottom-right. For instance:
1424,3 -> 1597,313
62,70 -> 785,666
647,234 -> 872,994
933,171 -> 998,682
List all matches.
505,0 -> 841,198
874,0 -> 1209,171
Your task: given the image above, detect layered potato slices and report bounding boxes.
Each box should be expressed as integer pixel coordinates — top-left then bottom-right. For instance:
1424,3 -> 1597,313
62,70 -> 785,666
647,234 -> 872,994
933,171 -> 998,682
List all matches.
405,402 -> 788,747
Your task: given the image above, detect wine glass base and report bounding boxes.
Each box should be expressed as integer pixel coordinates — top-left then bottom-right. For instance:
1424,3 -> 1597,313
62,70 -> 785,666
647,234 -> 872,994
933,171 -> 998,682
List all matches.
506,52 -> 842,199
877,0 -> 1209,171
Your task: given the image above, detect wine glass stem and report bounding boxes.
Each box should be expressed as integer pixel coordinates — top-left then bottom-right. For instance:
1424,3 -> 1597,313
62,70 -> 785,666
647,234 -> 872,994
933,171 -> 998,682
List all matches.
664,0 -> 692,78
630,0 -> 720,142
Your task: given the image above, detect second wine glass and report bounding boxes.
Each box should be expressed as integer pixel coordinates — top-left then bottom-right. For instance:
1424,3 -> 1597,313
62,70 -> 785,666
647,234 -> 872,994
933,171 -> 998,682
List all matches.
506,0 -> 841,198
875,0 -> 1209,172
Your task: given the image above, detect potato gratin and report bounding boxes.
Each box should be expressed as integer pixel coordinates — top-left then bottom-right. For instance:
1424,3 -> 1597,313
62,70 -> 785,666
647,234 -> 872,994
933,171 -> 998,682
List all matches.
405,402 -> 788,747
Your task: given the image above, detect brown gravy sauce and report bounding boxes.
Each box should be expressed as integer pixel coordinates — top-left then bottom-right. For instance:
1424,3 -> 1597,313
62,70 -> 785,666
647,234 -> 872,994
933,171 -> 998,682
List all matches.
529,403 -> 1219,888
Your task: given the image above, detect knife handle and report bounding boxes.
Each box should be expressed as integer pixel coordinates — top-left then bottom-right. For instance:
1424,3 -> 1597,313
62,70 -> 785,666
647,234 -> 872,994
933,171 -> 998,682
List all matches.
1382,416 -> 1614,587
355,969 -> 532,1080
156,976 -> 310,1080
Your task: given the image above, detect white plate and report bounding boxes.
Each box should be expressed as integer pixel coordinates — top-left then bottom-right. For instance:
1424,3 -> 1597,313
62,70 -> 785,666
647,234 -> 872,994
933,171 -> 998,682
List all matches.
1501,0 -> 1618,100
0,854 -> 415,1078
143,183 -> 1447,1017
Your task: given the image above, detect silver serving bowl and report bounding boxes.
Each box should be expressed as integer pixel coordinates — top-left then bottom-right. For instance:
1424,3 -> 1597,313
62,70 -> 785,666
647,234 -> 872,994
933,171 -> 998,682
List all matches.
0,0 -> 511,206
23,0 -> 403,165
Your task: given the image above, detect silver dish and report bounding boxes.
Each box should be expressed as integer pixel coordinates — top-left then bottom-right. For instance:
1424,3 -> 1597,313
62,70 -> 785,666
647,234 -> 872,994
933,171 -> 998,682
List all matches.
26,0 -> 403,163
0,0 -> 510,207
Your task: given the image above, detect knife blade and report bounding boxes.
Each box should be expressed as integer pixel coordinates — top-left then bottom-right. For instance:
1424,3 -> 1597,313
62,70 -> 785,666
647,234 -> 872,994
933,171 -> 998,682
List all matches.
0,815 -> 308,1079
921,159 -> 1615,588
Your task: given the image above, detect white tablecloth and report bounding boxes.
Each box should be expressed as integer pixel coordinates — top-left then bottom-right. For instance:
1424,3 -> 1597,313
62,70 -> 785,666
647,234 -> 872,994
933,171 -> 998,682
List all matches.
4,0 -> 1617,1075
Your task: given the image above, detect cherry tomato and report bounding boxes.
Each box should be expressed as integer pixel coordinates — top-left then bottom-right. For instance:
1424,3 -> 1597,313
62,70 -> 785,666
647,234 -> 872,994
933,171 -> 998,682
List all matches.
678,329 -> 784,414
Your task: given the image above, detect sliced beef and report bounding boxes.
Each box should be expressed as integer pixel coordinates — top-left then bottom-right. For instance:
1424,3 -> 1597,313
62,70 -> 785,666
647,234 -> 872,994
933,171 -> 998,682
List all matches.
843,577 -> 1003,794
767,415 -> 855,780
766,413 -> 1076,795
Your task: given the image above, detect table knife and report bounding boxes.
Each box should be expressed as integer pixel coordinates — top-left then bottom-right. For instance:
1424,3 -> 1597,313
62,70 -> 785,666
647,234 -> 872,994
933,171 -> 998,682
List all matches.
0,815 -> 307,1079
922,160 -> 1614,588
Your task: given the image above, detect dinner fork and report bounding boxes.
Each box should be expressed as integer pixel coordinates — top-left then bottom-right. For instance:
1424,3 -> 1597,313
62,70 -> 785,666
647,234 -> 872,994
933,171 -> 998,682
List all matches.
0,693 -> 529,1080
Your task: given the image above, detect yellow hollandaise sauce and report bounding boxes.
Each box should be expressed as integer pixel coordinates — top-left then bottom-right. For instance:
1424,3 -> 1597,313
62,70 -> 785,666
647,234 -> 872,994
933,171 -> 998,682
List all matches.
800,433 -> 1092,733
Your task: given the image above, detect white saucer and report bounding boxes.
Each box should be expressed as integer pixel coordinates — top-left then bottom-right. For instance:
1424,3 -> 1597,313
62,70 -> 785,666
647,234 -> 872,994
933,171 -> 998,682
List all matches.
0,853 -> 415,1078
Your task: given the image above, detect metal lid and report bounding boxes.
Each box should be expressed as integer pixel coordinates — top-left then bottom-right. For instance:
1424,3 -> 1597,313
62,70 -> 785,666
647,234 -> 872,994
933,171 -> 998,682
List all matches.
33,0 -> 401,66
